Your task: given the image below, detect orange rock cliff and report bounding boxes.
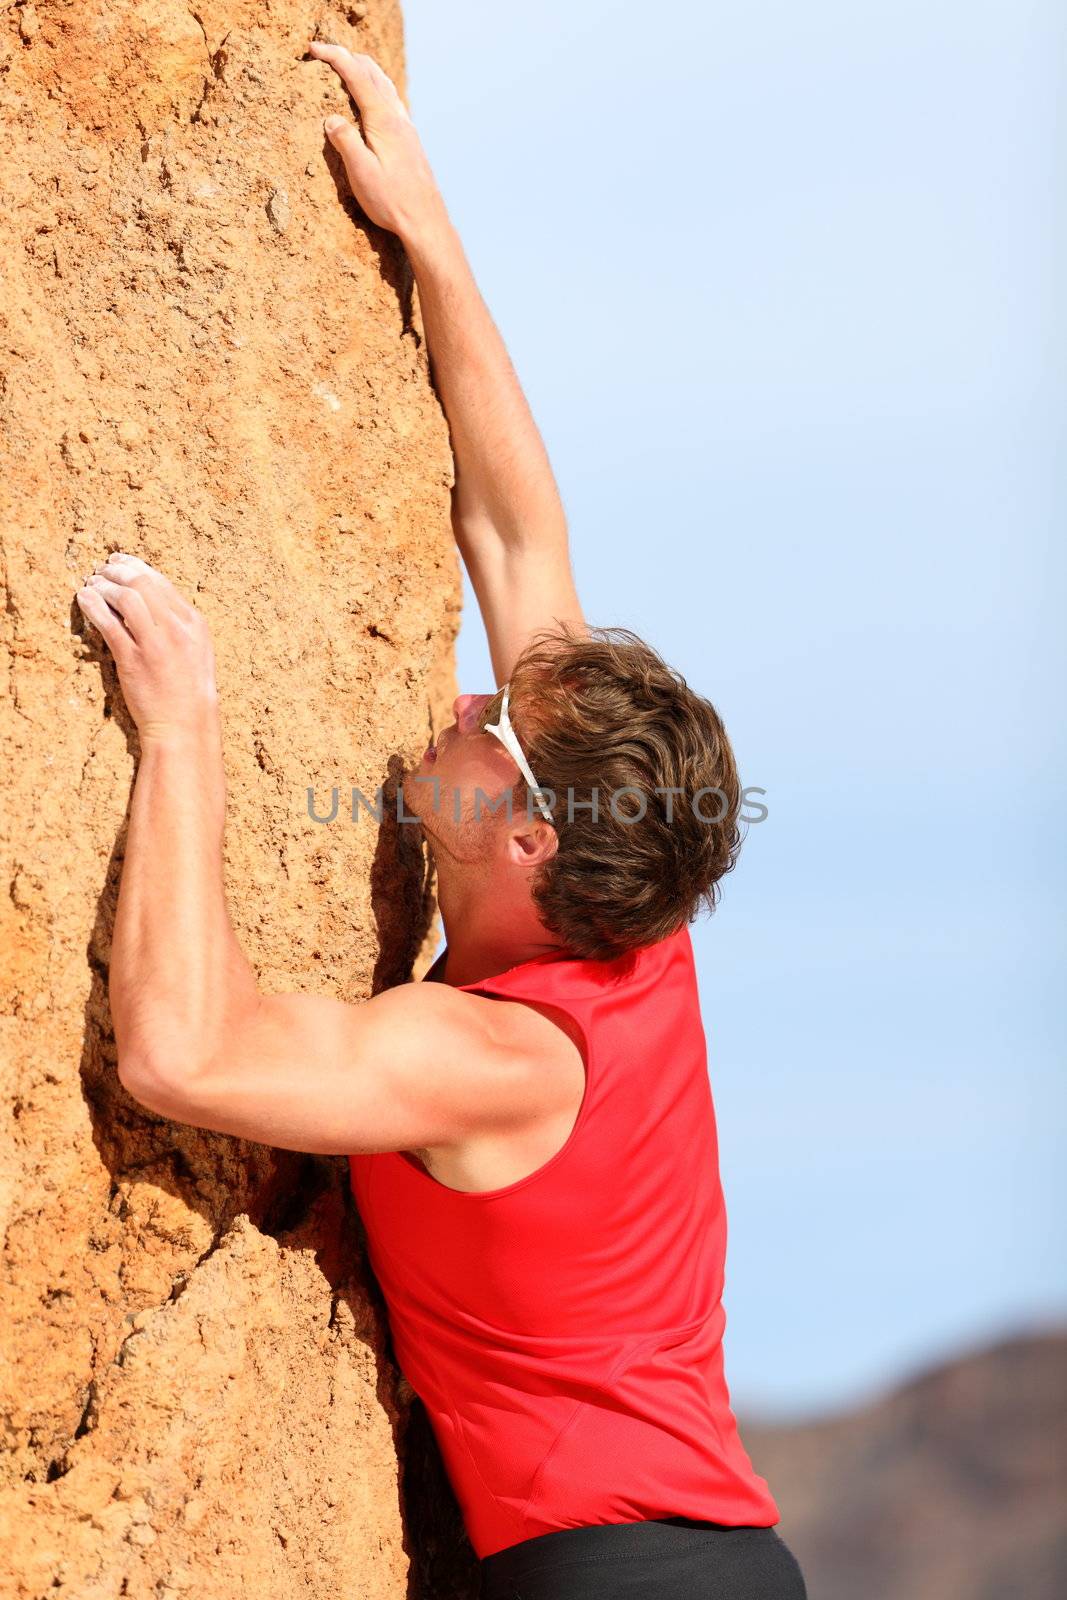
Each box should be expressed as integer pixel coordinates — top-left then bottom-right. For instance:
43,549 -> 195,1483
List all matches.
1,3 -> 477,1594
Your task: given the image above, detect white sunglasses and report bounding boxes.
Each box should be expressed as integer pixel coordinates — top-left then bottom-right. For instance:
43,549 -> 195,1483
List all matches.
482,684 -> 555,824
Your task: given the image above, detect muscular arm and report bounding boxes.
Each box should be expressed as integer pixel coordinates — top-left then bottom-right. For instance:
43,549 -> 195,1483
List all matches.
112,720 -> 568,1158
78,556 -> 573,1157
404,220 -> 586,683
310,41 -> 586,683
126,976 -> 568,1158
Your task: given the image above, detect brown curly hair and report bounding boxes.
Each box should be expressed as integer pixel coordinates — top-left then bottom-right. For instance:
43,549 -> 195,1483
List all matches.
476,624 -> 743,959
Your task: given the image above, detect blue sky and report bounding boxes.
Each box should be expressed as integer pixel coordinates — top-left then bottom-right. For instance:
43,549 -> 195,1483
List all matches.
405,0 -> 1065,1417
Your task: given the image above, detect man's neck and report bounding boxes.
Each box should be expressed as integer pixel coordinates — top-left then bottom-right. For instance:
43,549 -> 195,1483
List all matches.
431,868 -> 567,987
433,927 -> 567,988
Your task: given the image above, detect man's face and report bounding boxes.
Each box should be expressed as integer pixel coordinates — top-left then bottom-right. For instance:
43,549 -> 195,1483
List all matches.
403,691 -> 525,859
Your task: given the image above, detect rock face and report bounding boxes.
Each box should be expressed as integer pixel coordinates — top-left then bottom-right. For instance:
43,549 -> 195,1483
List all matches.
0,4 -> 470,1595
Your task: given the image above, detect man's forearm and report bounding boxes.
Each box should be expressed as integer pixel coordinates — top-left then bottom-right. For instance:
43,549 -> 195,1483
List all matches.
404,217 -> 569,552
110,720 -> 259,1085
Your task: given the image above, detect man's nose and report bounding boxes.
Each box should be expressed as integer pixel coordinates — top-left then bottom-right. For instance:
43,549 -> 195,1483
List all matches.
454,693 -> 493,734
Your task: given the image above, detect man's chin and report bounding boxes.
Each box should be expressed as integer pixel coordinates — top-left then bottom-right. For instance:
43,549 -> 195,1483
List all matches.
401,769 -> 448,831
400,773 -> 427,824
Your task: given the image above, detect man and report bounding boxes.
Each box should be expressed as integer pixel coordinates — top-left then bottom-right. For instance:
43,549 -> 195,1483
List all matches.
73,41 -> 807,1600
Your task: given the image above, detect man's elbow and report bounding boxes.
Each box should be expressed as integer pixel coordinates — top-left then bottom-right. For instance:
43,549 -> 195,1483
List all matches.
113,991 -> 261,1114
116,1043 -> 211,1116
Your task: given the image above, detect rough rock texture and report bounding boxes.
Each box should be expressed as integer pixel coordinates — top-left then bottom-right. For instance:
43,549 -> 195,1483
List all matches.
0,4 -> 476,1595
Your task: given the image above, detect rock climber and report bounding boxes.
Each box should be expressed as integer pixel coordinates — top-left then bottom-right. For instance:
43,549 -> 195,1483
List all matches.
72,38 -> 807,1600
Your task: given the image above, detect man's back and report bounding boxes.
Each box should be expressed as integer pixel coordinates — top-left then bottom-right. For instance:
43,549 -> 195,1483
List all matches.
349,922 -> 780,1560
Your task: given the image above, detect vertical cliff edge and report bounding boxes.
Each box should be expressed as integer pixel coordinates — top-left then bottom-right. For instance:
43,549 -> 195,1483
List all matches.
0,4 -> 470,1595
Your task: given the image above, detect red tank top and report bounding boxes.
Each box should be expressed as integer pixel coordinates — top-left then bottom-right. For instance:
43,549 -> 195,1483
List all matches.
348,921 -> 780,1559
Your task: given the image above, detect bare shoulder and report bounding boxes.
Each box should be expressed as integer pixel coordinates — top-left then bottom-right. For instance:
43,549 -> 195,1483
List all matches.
367,978 -> 584,1106
469,990 -> 588,1110
375,979 -> 585,1068
380,982 -> 588,1188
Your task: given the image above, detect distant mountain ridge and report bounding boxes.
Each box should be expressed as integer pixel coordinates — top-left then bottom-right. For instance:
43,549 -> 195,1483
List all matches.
741,1327 -> 1067,1600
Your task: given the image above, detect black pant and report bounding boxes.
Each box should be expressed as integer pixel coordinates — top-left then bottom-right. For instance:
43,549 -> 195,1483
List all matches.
479,1516 -> 808,1599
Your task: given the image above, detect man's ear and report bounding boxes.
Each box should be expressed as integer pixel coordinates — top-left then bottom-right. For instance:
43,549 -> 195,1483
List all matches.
506,820 -> 559,868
